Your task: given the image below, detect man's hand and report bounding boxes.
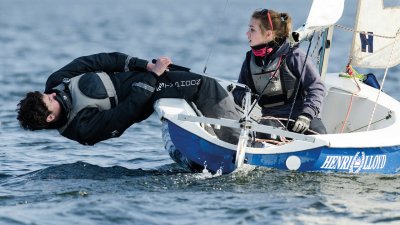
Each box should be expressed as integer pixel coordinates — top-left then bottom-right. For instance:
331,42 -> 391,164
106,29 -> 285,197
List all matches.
147,56 -> 172,76
292,115 -> 311,134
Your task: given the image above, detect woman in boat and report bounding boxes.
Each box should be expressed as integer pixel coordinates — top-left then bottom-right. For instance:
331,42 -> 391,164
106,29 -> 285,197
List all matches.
232,9 -> 327,134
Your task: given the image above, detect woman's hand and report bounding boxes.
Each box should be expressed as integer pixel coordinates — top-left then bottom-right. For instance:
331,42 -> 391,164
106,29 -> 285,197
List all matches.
147,56 -> 172,76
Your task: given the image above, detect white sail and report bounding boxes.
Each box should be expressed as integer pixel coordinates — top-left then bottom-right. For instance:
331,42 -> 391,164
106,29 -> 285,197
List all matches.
306,0 -> 345,28
350,0 -> 400,68
291,0 -> 345,43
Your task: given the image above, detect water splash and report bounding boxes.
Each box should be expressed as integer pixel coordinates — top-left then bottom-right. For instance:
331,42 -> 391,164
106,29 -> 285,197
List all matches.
191,162 -> 223,180
232,164 -> 257,177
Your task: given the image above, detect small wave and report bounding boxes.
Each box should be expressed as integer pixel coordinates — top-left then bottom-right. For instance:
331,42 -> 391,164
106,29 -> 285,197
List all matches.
25,161 -> 183,180
373,216 -> 400,223
0,173 -> 12,179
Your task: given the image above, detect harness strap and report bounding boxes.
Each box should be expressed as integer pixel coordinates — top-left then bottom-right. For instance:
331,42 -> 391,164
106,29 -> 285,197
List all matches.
97,72 -> 118,107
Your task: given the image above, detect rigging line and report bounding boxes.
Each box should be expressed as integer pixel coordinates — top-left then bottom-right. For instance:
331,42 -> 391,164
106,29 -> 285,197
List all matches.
285,34 -> 314,129
367,28 -> 400,131
339,93 -> 355,133
258,116 -> 319,135
202,0 -> 230,74
334,24 -> 398,39
340,64 -> 361,133
350,112 -> 392,133
246,55 -> 286,119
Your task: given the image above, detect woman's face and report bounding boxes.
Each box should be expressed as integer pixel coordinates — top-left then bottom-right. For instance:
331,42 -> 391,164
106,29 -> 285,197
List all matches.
246,18 -> 273,47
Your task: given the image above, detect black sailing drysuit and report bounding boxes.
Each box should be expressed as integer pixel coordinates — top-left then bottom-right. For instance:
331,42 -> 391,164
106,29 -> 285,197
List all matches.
45,52 -> 240,145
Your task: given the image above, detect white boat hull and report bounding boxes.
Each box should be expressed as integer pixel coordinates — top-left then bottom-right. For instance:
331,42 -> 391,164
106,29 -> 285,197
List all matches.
155,73 -> 400,174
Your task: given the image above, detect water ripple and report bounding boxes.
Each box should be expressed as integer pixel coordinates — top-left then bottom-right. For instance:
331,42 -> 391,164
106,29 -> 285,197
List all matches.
1,0 -> 400,224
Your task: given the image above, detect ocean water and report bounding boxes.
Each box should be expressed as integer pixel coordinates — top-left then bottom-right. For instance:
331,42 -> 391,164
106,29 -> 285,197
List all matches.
1,0 -> 400,224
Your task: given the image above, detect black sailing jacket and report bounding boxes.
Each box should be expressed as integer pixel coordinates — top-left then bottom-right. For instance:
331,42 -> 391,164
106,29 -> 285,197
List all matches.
45,52 -> 156,145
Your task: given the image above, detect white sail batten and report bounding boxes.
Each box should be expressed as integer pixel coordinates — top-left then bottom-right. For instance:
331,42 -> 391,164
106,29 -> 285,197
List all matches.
350,0 -> 400,68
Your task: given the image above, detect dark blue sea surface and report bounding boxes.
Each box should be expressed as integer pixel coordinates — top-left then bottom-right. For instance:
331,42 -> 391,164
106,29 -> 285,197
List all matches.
1,0 -> 399,224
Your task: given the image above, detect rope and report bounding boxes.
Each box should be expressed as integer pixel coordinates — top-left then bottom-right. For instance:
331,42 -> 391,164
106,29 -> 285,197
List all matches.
285,36 -> 314,129
339,93 -> 355,133
259,115 -> 289,128
246,55 -> 286,117
350,112 -> 392,133
254,138 -> 290,145
202,0 -> 230,74
258,115 -> 320,135
367,28 -> 400,131
336,22 -> 400,132
334,24 -> 398,39
339,64 -> 362,133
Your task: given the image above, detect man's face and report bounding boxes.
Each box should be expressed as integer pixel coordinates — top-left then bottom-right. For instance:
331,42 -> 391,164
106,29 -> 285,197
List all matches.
42,92 -> 61,123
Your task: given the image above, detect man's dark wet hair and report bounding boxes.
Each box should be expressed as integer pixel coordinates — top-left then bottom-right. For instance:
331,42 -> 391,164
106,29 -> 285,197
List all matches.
16,91 -> 51,130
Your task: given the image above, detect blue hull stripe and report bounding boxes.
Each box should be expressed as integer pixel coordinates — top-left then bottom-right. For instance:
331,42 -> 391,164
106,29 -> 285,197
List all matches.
168,121 -> 400,174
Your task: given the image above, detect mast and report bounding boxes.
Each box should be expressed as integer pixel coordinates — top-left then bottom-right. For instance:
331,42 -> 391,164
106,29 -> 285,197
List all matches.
319,26 -> 334,81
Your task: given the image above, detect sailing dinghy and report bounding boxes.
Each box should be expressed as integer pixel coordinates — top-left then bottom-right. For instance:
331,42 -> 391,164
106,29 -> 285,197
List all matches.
154,0 -> 400,174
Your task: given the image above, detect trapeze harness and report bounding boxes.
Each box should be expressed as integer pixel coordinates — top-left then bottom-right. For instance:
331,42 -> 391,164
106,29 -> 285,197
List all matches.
248,52 -> 299,108
52,72 -> 118,134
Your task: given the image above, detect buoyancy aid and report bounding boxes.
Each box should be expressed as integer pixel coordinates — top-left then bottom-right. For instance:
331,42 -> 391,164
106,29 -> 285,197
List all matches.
248,52 -> 299,108
53,72 -> 118,133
